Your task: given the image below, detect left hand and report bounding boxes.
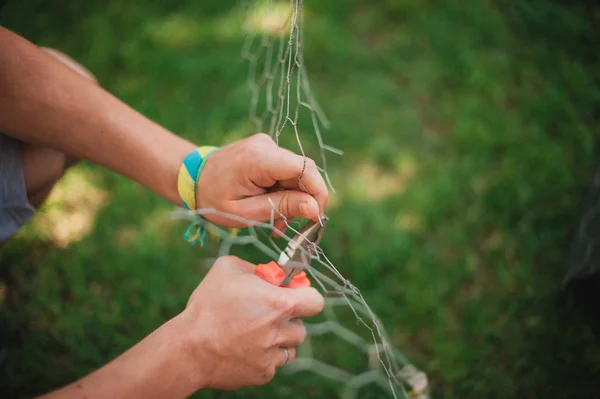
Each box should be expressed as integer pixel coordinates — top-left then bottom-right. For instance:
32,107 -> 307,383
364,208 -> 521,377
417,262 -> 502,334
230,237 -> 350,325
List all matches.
196,133 -> 328,233
180,255 -> 324,391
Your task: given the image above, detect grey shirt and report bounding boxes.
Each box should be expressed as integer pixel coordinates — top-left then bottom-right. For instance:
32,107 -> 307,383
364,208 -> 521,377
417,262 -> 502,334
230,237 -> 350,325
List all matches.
0,134 -> 35,243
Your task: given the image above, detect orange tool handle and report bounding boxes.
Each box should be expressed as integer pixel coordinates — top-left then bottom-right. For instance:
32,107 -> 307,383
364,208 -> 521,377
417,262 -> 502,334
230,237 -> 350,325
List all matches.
255,261 -> 311,288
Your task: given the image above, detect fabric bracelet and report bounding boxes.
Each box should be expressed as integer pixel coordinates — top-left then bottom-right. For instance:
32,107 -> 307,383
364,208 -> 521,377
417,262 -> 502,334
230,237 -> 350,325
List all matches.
177,146 -> 219,245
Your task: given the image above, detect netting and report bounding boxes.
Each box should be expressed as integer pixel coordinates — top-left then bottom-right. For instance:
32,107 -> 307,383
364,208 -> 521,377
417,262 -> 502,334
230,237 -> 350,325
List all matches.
175,1 -> 430,398
172,207 -> 428,399
240,0 -> 342,193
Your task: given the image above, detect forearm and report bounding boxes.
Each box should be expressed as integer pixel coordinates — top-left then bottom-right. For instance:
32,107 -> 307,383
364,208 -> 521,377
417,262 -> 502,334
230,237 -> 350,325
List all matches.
0,27 -> 194,205
38,316 -> 201,399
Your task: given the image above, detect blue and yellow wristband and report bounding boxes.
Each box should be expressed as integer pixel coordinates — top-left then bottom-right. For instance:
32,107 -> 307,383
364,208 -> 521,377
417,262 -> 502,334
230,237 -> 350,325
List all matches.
177,146 -> 218,246
177,146 -> 218,211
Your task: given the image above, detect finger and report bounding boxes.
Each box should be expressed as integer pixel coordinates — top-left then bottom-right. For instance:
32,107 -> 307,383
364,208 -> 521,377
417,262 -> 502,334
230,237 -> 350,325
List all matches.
267,181 -> 286,193
273,318 -> 307,348
252,147 -> 328,215
278,287 -> 325,319
273,346 -> 297,368
276,178 -> 301,191
237,190 -> 320,223
265,184 -> 289,237
272,219 -> 287,238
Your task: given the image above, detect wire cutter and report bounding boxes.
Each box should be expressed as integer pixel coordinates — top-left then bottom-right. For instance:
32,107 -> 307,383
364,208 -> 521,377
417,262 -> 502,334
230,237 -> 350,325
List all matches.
255,217 -> 328,288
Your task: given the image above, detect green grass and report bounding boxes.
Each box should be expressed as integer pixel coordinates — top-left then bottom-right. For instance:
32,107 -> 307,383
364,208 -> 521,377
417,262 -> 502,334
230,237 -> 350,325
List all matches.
2,0 -> 600,397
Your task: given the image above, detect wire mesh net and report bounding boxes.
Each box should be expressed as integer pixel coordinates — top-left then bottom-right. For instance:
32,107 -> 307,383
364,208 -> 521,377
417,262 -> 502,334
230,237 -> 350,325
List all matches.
175,1 -> 430,398
173,207 -> 428,399
239,0 -> 342,193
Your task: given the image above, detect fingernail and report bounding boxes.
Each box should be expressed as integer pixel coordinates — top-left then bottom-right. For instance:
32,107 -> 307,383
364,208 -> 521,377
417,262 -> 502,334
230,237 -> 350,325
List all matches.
300,202 -> 308,216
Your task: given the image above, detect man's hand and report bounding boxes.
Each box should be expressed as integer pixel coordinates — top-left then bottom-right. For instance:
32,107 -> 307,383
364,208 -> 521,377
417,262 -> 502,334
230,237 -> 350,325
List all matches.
180,255 -> 324,390
197,133 -> 328,233
39,256 -> 324,398
0,29 -> 328,232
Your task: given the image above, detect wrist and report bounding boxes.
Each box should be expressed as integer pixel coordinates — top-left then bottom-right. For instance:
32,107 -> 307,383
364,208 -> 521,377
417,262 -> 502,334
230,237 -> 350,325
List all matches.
40,314 -> 205,399
177,146 -> 219,210
139,315 -> 204,397
169,311 -> 211,391
176,145 -> 220,246
158,136 -> 196,207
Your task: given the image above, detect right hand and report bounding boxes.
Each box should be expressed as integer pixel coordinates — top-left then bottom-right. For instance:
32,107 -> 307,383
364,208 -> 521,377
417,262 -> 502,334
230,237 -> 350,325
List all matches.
180,255 -> 325,391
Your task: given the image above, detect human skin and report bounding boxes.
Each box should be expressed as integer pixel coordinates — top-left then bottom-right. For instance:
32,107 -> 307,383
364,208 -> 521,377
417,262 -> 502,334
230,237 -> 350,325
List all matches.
0,27 -> 328,234
38,256 -> 325,398
0,26 -> 329,397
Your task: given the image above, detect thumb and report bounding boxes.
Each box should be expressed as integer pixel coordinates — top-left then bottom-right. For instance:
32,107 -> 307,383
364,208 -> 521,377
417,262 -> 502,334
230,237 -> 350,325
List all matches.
236,190 -> 320,223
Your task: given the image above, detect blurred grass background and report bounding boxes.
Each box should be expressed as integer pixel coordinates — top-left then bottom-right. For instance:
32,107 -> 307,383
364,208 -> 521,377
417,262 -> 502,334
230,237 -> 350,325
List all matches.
1,0 -> 600,398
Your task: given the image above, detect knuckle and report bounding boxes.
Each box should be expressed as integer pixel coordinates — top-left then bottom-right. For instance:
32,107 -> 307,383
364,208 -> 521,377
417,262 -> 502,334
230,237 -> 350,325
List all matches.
278,192 -> 292,216
296,322 -> 307,343
305,157 -> 317,169
300,157 -> 317,174
251,133 -> 275,150
216,255 -> 239,266
267,327 -> 280,349
272,293 -> 295,316
267,364 -> 277,379
233,147 -> 250,167
253,132 -> 272,142
213,255 -> 242,273
236,147 -> 261,177
263,368 -> 276,385
288,348 -> 297,363
243,143 -> 260,160
311,288 -> 325,312
257,363 -> 276,385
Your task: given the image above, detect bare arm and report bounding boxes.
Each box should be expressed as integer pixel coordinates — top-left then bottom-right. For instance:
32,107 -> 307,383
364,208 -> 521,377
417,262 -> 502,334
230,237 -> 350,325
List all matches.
37,256 -> 324,398
37,317 -> 200,399
0,26 -> 194,205
0,27 -> 330,227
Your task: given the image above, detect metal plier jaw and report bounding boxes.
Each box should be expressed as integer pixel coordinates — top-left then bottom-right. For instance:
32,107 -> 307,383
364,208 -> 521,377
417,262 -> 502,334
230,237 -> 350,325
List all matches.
255,217 -> 328,288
